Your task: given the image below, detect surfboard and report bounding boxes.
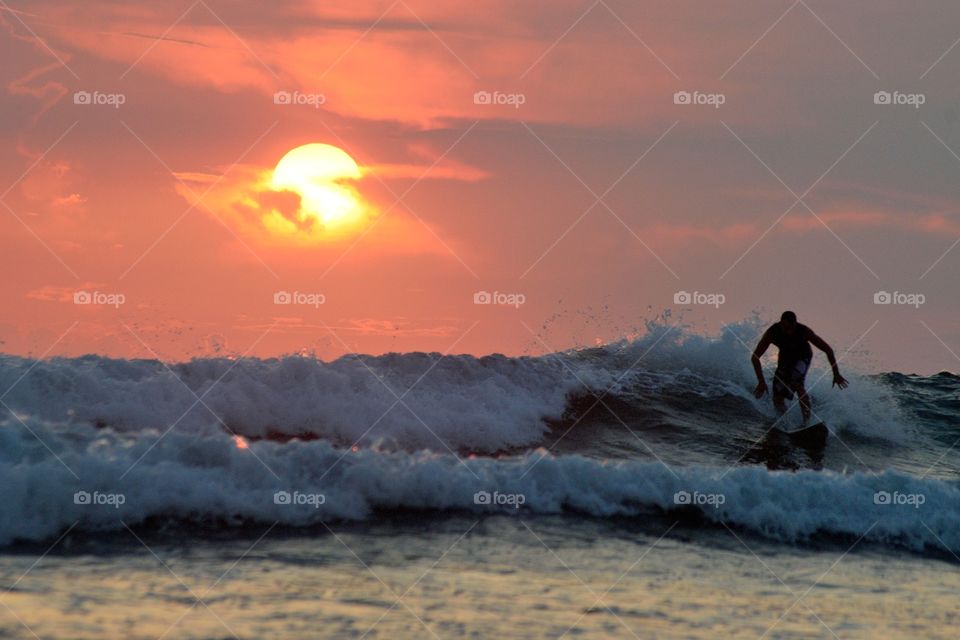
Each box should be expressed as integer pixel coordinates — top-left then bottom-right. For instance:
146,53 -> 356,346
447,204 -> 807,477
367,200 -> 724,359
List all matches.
775,422 -> 828,448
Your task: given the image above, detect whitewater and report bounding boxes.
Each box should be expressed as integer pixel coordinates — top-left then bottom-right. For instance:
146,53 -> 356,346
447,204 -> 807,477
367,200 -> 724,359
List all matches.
4,319 -> 960,638
1,319 -> 956,553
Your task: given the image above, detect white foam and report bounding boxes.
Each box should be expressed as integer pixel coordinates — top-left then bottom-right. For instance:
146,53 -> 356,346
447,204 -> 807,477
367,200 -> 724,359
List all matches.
0,352 -> 610,452
0,320 -> 914,452
1,418 -> 956,553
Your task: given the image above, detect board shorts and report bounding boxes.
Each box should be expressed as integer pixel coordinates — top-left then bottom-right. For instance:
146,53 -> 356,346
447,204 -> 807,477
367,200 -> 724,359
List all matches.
772,357 -> 811,400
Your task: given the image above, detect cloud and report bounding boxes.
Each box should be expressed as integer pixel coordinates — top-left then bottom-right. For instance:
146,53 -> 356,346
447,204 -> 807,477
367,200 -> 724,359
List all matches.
246,188 -> 305,229
173,165 -> 376,243
168,135 -> 491,249
26,282 -> 102,302
22,0 -> 688,127
341,318 -> 460,337
50,192 -> 86,210
644,222 -> 756,246
645,206 -> 960,250
782,209 -> 960,236
368,161 -> 489,183
254,317 -> 459,338
0,11 -> 71,124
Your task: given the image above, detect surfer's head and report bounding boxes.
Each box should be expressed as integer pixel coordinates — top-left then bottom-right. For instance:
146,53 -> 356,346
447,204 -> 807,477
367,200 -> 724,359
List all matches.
780,310 -> 798,333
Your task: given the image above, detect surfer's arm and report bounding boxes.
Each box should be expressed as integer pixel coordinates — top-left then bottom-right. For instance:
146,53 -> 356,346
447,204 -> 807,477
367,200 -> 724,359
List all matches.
751,332 -> 772,397
808,331 -> 849,389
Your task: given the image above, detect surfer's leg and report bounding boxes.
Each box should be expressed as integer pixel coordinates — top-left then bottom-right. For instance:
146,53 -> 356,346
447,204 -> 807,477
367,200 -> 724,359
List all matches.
772,390 -> 787,414
771,369 -> 791,413
792,359 -> 812,422
794,384 -> 811,422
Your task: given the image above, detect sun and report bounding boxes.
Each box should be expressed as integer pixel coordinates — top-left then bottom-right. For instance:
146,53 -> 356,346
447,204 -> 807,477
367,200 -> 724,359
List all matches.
268,143 -> 368,237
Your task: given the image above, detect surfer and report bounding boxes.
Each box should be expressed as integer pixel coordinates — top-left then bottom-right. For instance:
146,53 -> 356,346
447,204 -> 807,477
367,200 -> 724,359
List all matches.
751,311 -> 848,422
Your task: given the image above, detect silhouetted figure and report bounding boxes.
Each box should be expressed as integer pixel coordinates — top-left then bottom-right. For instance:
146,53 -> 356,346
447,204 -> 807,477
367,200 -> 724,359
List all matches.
751,311 -> 848,423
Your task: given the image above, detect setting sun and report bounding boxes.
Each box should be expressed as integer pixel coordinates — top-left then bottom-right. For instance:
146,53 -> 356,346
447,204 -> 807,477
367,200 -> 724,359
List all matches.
268,143 -> 368,236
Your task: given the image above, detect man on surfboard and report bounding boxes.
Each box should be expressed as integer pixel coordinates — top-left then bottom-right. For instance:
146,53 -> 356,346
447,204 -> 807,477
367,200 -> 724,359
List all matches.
751,311 -> 848,423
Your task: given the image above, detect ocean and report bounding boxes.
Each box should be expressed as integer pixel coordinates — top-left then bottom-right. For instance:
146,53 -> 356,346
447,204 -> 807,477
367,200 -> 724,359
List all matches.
1,320 -> 958,639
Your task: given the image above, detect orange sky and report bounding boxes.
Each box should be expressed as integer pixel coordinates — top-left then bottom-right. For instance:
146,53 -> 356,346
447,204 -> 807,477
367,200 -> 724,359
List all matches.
3,1 -> 960,372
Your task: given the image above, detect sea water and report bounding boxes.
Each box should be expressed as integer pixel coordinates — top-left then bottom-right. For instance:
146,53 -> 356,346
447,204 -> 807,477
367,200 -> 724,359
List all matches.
1,320 -> 958,638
